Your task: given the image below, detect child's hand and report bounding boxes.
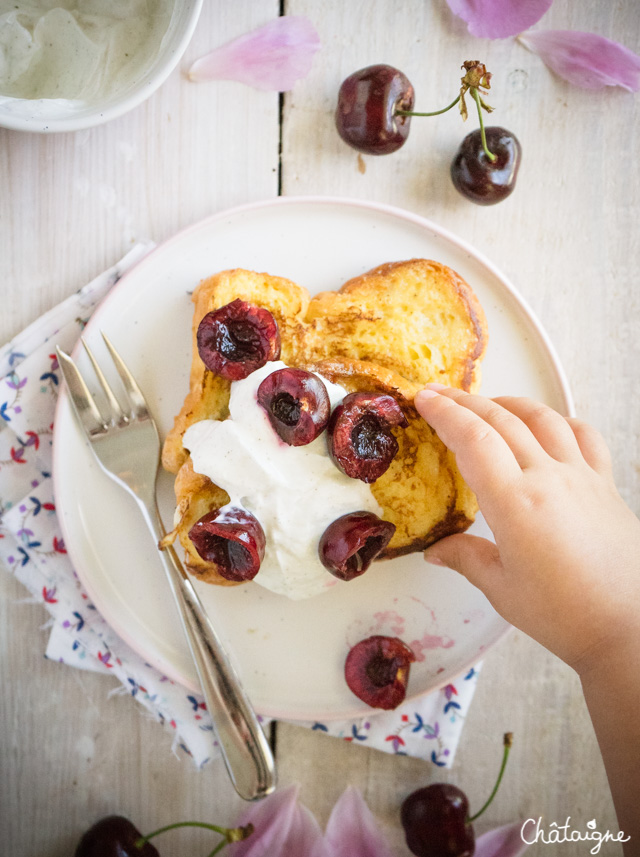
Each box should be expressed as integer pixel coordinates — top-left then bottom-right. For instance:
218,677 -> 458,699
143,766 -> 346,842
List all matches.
414,386 -> 640,675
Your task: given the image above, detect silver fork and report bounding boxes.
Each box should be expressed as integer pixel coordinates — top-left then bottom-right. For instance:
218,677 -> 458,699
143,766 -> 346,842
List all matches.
56,333 -> 276,801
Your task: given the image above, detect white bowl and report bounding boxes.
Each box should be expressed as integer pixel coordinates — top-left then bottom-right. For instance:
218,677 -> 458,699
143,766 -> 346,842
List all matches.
0,0 -> 202,133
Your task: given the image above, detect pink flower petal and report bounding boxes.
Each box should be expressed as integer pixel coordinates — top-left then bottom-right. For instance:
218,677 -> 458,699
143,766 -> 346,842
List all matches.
445,0 -> 552,39
324,786 -> 395,857
475,821 -> 531,857
229,784 -> 327,857
188,16 -> 321,91
286,803 -> 328,857
520,30 -> 640,91
230,785 -> 299,856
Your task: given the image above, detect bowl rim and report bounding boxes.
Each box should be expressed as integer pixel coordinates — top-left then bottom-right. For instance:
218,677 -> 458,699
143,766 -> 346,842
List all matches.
0,0 -> 203,133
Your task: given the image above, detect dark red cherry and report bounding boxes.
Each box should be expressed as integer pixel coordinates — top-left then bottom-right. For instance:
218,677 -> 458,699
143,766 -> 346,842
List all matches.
196,299 -> 281,381
319,511 -> 395,580
74,815 -> 160,857
345,635 -> 415,710
451,126 -> 521,205
401,784 -> 474,857
188,507 -> 266,582
336,64 -> 415,155
257,368 -> 330,446
328,392 -> 408,483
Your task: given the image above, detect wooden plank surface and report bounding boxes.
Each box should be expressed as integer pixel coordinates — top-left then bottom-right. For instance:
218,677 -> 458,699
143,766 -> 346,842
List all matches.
278,1 -> 637,849
0,3 -> 281,853
2,0 -> 639,854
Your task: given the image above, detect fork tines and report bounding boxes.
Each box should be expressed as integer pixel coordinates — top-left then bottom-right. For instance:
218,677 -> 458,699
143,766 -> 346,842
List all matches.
56,333 -> 149,436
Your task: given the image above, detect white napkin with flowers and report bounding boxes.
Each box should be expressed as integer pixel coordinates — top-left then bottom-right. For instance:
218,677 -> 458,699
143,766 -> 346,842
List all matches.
0,244 -> 481,768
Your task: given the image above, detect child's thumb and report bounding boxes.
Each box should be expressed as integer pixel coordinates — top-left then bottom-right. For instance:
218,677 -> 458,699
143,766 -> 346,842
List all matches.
423,533 -> 502,595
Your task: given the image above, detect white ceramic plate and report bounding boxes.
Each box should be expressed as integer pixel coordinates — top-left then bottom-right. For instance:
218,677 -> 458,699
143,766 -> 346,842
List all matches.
53,197 -> 573,722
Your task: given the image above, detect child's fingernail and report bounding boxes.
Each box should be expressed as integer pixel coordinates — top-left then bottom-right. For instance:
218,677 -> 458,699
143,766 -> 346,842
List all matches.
423,551 -> 445,566
415,389 -> 439,405
425,382 -> 447,390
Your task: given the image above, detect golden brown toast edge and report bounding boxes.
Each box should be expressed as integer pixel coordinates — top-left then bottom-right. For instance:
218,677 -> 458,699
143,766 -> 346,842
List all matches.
301,259 -> 488,392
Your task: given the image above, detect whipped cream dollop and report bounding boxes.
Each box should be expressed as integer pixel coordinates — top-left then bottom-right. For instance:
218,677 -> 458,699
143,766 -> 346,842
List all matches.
182,361 -> 383,600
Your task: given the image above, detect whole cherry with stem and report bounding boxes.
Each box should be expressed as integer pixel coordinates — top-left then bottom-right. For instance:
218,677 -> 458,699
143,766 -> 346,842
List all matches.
336,61 -> 521,204
74,815 -> 254,857
401,732 -> 514,857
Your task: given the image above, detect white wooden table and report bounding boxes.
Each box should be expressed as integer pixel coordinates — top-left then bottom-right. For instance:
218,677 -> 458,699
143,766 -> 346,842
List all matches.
1,2 -> 638,854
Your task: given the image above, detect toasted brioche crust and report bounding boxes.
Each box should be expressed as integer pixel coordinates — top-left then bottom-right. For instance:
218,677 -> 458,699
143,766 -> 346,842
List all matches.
301,260 -> 488,393
162,262 -> 486,585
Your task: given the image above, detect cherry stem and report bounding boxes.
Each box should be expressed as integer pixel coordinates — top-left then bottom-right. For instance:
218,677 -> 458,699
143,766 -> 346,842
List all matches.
471,88 -> 496,162
395,94 -> 461,118
468,732 -> 513,823
134,821 -> 254,852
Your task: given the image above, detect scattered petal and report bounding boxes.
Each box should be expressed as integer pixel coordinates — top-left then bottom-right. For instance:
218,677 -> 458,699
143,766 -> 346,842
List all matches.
285,803 -> 328,857
325,786 -> 395,857
519,30 -> 640,91
230,784 -> 327,857
230,785 -> 298,856
188,16 -> 321,91
445,0 -> 552,39
475,821 -> 531,857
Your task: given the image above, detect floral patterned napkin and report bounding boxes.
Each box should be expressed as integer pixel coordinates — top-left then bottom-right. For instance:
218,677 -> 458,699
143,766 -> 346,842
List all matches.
0,245 -> 481,769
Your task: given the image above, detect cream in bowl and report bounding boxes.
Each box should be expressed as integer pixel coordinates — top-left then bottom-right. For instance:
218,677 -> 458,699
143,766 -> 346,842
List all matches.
0,0 -> 202,132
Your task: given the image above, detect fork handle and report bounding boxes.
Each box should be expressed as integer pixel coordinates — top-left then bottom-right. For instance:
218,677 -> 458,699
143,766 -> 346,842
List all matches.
141,502 -> 276,801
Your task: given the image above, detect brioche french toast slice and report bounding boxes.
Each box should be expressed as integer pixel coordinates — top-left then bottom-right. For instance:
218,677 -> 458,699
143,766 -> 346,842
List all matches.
168,356 -> 477,586
161,261 -> 486,588
162,260 -> 487,475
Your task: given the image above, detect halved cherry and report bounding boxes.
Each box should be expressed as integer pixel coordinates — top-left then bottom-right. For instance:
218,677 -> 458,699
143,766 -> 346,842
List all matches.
196,299 -> 281,381
188,507 -> 266,582
328,392 -> 408,483
257,367 -> 330,446
319,511 -> 395,580
345,635 -> 415,710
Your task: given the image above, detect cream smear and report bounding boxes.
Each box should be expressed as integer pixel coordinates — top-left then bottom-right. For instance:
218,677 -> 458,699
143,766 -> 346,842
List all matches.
182,361 -> 383,601
0,1 -> 174,102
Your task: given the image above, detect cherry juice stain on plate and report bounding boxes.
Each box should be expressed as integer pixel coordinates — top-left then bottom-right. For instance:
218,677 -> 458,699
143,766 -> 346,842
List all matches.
345,609 -> 406,646
408,632 -> 455,663
372,609 -> 405,636
410,595 -> 437,623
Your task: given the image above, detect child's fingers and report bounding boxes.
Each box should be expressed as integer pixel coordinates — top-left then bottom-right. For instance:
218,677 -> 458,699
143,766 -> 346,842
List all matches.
492,396 -> 582,463
565,418 -> 614,477
414,389 -> 522,506
424,533 -> 504,602
424,386 -> 544,469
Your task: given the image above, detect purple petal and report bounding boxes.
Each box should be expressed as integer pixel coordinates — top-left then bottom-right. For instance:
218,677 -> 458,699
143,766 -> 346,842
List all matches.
445,0 -> 552,39
188,16 -> 321,91
230,785 -> 326,857
325,787 -> 394,857
475,821 -> 530,857
520,30 -> 640,91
